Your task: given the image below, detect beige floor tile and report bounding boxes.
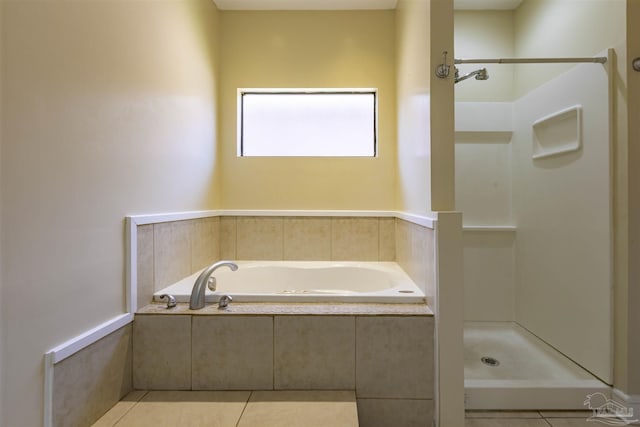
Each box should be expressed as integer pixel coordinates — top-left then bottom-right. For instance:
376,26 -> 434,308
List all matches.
114,390 -> 250,427
465,419 -> 551,427
540,411 -> 592,418
466,411 -> 543,418
238,391 -> 359,427
357,398 -> 433,427
545,418 -> 607,427
91,391 -> 148,427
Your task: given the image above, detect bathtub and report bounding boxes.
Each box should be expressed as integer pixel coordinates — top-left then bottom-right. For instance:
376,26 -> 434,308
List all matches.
153,261 -> 426,304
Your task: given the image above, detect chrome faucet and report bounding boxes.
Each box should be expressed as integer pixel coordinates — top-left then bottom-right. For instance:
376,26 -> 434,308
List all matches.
189,261 -> 238,310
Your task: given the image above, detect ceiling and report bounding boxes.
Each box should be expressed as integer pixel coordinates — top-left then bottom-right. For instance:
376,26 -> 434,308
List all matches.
213,0 -> 523,10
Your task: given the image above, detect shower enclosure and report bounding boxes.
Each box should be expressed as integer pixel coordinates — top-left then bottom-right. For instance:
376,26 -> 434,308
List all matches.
454,2 -> 623,410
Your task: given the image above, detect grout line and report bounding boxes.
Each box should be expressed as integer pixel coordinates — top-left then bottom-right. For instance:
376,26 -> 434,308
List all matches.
151,224 -> 157,297
106,390 -> 149,427
376,218 -> 382,262
329,217 -> 334,261
235,391 -> 252,427
354,316 -> 358,395
280,216 -> 284,260
188,315 -> 193,390
272,315 -> 276,390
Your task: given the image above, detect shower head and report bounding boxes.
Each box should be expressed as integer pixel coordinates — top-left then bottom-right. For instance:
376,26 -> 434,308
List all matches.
455,67 -> 489,84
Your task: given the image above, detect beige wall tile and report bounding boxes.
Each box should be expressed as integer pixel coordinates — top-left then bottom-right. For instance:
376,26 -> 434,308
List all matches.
379,217 -> 396,261
220,216 -> 237,260
153,221 -> 191,291
283,217 -> 331,260
274,316 -> 355,390
192,316 -> 273,390
356,316 -> 434,399
113,391 -> 250,427
357,399 -> 434,427
190,217 -> 220,273
238,391 -> 358,427
133,315 -> 191,390
237,217 -> 284,260
137,225 -> 155,310
331,218 -> 379,261
53,325 -> 132,427
396,219 -> 435,303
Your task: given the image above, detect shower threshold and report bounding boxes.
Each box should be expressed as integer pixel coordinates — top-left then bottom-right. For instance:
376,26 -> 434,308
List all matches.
464,321 -> 610,410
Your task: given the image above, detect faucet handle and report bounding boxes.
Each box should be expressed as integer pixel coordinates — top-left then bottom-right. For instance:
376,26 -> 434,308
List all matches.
159,294 -> 177,309
218,295 -> 233,309
207,276 -> 217,291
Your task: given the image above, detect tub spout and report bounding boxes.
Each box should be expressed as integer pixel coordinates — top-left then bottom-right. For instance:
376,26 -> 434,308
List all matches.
189,261 -> 238,310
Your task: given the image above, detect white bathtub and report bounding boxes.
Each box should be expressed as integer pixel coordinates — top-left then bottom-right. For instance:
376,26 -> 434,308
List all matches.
153,261 -> 426,304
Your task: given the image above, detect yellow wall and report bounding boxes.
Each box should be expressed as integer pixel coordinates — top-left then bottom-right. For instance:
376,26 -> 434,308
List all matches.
429,0 -> 455,212
396,0 -> 454,215
218,11 -> 396,210
514,0 -> 625,98
0,1 -> 220,425
395,0 -> 431,214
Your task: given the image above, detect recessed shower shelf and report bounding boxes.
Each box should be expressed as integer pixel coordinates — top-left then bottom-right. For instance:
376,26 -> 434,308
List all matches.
532,105 -> 582,159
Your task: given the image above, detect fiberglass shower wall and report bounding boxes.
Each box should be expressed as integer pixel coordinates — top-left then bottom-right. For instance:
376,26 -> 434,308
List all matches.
456,0 -> 624,385
510,53 -> 613,384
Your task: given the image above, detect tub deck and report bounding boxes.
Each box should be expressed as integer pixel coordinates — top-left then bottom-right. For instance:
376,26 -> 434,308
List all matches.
137,301 -> 433,316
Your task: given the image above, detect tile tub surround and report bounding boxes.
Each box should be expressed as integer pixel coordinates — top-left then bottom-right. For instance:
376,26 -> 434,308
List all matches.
137,215 -> 434,308
136,217 -> 221,310
132,310 -> 434,427
52,325 -> 132,427
395,218 -> 436,305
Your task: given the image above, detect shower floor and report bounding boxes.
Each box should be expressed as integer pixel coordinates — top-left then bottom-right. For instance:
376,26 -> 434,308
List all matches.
464,321 -> 610,410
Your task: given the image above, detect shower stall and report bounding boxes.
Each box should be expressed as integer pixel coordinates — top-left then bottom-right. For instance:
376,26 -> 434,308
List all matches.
454,2 -> 623,410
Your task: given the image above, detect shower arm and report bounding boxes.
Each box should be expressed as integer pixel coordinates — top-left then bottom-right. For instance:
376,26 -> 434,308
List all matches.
454,67 -> 488,84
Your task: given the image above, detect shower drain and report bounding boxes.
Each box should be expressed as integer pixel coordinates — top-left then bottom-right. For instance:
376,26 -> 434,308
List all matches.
481,356 -> 500,367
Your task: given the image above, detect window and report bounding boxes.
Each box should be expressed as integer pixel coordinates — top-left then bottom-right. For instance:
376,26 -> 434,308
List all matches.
238,89 -> 377,157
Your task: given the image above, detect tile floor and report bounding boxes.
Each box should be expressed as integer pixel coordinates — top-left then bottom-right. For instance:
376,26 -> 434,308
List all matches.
93,391 -> 603,427
92,390 -> 359,427
465,410 -> 608,427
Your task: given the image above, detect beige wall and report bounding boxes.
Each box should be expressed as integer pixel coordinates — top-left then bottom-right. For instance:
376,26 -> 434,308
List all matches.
429,0 -> 455,212
0,1 -> 220,425
218,11 -> 396,210
395,0 -> 431,214
514,0 -> 625,98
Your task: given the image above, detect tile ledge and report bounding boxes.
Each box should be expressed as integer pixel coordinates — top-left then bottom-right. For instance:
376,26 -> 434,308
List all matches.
136,302 -> 433,316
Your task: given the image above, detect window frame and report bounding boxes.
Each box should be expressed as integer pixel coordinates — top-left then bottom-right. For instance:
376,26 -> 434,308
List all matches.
237,88 -> 379,158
